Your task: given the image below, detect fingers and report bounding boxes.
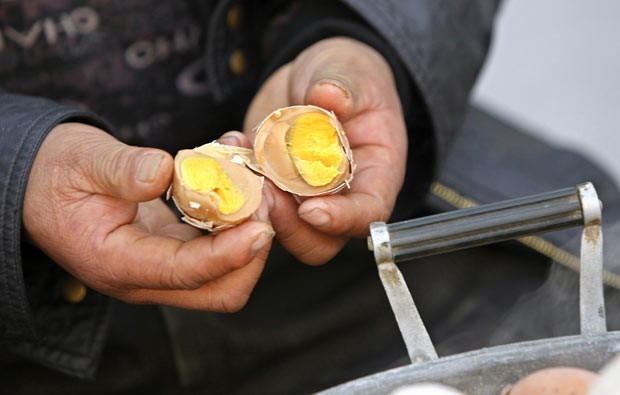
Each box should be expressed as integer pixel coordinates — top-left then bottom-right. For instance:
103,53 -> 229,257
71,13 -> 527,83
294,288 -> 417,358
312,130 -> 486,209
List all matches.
265,182 -> 347,265
53,123 -> 174,202
133,198 -> 201,241
289,37 -> 400,120
31,123 -> 277,313
297,138 -> 404,235
215,129 -> 350,264
287,38 -> 406,237
93,130 -> 274,310
49,188 -> 273,312
304,79 -> 356,121
218,130 -> 253,148
290,58 -> 358,121
101,218 -> 274,291
243,65 -> 292,135
269,155 -> 396,259
298,189 -> 392,237
87,143 -> 173,202
238,37 -> 407,265
120,245 -> 268,312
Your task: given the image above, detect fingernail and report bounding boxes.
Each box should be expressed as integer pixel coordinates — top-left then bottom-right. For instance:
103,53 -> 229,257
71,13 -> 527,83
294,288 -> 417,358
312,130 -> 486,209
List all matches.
306,78 -> 354,119
218,132 -> 241,146
250,229 -> 275,257
300,208 -> 331,227
263,183 -> 276,211
136,153 -> 165,183
317,79 -> 350,99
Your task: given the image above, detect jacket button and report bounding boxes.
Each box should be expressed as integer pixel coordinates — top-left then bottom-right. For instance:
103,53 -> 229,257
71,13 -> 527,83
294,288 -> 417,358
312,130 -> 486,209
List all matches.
227,4 -> 243,29
62,276 -> 87,303
229,49 -> 247,75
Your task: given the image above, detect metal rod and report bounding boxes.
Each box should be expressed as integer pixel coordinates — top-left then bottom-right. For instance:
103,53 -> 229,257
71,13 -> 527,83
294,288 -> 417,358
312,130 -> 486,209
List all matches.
377,262 -> 438,363
372,187 -> 583,263
370,222 -> 438,363
368,182 -> 607,368
577,183 -> 606,335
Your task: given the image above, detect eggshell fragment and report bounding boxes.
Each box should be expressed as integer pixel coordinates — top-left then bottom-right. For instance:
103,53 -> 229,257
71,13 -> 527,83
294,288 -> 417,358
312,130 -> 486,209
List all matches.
252,105 -> 354,196
169,105 -> 355,230
169,146 -> 263,231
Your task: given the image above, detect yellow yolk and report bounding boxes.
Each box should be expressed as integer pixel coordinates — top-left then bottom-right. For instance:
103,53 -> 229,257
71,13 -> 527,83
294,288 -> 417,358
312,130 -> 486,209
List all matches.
181,157 -> 244,214
286,112 -> 344,186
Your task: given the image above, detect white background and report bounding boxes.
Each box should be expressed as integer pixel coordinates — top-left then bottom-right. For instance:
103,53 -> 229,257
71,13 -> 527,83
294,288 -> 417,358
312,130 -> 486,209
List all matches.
472,0 -> 620,185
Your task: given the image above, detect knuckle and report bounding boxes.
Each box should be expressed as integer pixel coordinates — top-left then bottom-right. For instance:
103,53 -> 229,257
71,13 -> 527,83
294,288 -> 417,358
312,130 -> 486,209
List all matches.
114,290 -> 152,305
173,243 -> 249,289
100,146 -> 127,190
44,152 -> 84,193
207,241 -> 250,273
369,196 -> 391,222
300,239 -> 341,265
215,293 -> 250,313
164,253 -> 203,290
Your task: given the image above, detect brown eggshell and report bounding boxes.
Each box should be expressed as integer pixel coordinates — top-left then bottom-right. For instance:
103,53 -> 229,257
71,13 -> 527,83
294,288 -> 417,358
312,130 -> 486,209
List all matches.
170,148 -> 263,231
505,366 -> 598,395
252,105 -> 354,196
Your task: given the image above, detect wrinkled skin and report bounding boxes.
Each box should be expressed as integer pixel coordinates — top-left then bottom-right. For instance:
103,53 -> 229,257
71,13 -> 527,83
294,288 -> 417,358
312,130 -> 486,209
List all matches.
241,36 -> 408,265
22,36 -> 407,310
23,122 -> 274,311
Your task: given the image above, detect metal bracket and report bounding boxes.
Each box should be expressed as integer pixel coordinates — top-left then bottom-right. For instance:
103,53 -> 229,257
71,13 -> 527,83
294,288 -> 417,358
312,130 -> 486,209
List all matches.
369,182 -> 605,364
577,183 -> 606,335
370,223 -> 438,364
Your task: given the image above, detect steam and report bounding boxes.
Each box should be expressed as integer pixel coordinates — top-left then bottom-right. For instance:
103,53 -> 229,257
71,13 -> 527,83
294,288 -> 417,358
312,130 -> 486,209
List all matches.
488,221 -> 620,346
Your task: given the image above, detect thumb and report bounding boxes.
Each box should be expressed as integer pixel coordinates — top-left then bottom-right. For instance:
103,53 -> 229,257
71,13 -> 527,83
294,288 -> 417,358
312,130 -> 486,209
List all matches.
289,37 -> 400,122
289,37 -> 389,121
289,53 -> 358,121
304,78 -> 356,122
92,145 -> 173,202
66,123 -> 174,201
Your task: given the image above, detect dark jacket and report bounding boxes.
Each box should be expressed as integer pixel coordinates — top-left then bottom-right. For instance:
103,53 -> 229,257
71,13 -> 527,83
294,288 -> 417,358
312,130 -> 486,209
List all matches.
15,1 -> 614,394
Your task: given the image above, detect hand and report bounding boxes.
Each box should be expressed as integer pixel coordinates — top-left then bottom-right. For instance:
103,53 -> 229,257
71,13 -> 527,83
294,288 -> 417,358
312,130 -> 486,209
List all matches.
242,37 -> 408,265
22,123 -> 274,311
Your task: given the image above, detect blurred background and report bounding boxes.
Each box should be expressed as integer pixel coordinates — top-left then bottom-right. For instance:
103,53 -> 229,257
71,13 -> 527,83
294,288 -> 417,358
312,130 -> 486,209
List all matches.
472,0 -> 620,186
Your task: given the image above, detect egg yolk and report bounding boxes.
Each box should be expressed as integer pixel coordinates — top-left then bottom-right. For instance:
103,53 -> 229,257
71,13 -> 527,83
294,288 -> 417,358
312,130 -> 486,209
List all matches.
181,157 -> 244,214
286,112 -> 344,186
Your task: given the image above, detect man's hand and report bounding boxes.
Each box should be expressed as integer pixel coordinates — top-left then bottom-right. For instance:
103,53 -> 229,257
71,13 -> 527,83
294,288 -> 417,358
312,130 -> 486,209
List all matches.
23,123 -> 274,311
243,37 -> 408,265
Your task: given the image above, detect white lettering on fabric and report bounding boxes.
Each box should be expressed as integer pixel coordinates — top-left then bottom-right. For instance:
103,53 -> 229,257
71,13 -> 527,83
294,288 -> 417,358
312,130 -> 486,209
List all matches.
71,7 -> 99,33
124,40 -> 156,69
0,7 -> 99,52
3,22 -> 42,48
124,24 -> 200,70
176,58 -> 209,97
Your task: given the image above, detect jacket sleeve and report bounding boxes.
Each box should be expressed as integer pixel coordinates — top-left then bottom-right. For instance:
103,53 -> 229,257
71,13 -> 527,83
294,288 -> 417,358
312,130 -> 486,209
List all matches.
0,91 -> 112,378
341,0 -> 500,165
342,0 -> 501,218
248,0 -> 501,218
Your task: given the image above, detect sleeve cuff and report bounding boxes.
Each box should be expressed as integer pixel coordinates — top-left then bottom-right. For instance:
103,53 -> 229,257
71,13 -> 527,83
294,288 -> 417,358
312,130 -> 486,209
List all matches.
0,92 -> 112,378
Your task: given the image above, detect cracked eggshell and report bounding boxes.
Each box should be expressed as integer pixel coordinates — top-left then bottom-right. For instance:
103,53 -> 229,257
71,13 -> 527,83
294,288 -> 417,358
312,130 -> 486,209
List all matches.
192,141 -> 259,167
251,105 -> 354,196
169,145 -> 263,231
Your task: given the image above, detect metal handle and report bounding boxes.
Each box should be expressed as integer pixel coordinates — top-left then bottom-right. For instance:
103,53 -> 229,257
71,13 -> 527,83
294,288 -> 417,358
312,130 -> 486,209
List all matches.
369,186 -> 584,263
369,182 -> 606,364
